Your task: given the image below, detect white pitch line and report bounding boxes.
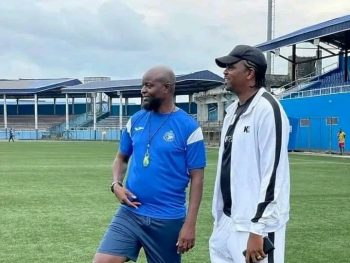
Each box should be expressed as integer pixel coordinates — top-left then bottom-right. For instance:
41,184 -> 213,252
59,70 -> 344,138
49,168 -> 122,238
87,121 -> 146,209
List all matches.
290,161 -> 350,165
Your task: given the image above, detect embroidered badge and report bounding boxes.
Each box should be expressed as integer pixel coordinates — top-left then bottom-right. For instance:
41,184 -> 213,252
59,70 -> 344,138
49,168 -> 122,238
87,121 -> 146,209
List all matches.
163,130 -> 175,142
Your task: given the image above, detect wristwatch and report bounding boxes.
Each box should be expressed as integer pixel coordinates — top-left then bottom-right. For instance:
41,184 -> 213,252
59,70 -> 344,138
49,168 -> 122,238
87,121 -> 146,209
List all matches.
110,181 -> 123,193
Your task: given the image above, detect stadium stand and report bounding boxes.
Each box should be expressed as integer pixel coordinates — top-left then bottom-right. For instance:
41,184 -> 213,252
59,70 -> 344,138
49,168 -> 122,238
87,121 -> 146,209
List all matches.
1,71 -> 223,141
199,121 -> 222,146
0,115 -> 69,130
95,116 -> 128,128
256,14 -> 350,153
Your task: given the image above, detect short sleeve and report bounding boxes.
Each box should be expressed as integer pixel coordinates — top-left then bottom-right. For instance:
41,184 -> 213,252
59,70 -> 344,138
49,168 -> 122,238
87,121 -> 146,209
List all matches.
186,127 -> 206,170
119,119 -> 133,156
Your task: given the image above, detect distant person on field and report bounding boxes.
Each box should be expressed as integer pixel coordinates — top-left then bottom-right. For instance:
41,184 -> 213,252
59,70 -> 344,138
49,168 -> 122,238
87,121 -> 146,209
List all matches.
9,128 -> 15,142
93,66 -> 206,263
209,45 -> 290,263
337,128 -> 346,155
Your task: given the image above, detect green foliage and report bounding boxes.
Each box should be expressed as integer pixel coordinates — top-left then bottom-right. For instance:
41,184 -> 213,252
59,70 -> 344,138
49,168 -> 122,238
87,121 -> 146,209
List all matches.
0,142 -> 349,262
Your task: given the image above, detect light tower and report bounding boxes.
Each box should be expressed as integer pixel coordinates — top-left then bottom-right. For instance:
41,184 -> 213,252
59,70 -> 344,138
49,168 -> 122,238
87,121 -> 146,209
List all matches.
267,0 -> 276,75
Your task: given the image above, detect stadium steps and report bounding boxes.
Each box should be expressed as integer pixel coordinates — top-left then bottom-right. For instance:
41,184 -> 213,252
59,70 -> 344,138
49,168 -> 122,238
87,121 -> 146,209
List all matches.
95,115 -> 129,129
0,115 -> 70,130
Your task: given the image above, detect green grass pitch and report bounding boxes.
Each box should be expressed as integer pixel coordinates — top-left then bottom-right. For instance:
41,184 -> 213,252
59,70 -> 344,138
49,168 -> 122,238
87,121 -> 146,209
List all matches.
0,141 -> 349,262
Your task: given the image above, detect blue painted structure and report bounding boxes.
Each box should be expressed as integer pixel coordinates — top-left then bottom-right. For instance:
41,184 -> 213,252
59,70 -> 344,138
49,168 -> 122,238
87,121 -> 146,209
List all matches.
281,92 -> 350,152
63,128 -> 120,141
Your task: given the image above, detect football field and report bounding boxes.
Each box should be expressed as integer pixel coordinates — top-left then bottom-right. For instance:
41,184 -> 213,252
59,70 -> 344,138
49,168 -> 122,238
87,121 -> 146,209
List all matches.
0,141 -> 349,262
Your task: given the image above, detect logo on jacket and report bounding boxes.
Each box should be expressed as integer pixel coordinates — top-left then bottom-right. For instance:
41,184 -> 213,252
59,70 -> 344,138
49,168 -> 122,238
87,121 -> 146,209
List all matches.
224,136 -> 232,143
243,126 -> 250,133
134,126 -> 144,131
163,130 -> 175,142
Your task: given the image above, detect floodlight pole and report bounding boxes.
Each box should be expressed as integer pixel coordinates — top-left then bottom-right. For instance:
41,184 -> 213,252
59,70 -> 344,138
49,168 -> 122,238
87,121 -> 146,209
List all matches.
267,0 -> 273,75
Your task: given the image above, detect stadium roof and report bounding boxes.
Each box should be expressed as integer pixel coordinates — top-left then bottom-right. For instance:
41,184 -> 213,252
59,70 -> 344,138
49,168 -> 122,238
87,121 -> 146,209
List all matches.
61,70 -> 224,98
256,14 -> 350,51
0,78 -> 82,97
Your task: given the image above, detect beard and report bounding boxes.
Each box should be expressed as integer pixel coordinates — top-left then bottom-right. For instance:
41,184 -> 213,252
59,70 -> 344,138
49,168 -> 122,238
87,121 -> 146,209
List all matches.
142,97 -> 162,112
224,80 -> 238,94
224,81 -> 234,92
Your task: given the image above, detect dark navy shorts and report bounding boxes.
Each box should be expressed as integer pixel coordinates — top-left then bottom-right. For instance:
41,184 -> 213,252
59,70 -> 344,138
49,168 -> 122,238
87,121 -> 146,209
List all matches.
97,206 -> 184,263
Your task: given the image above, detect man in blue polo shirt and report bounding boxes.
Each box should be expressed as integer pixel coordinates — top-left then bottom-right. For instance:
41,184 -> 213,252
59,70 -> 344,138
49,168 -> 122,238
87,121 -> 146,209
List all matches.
93,66 -> 206,263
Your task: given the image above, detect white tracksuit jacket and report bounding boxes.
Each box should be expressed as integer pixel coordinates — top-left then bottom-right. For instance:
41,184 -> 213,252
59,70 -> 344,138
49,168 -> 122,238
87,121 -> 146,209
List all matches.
212,88 -> 290,235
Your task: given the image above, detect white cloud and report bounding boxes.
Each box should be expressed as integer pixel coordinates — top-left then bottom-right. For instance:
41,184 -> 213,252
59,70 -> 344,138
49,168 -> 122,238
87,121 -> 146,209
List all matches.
0,0 -> 349,80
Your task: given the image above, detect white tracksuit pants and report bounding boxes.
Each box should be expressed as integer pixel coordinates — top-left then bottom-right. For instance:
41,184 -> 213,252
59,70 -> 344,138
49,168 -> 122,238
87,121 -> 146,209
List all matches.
209,215 -> 286,263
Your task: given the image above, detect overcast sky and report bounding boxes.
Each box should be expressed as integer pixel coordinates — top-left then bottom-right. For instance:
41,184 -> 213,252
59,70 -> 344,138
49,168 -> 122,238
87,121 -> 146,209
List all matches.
0,0 -> 349,81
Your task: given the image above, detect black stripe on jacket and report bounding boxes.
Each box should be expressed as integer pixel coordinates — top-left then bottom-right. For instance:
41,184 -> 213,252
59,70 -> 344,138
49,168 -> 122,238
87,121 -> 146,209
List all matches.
268,232 -> 275,263
252,92 -> 282,223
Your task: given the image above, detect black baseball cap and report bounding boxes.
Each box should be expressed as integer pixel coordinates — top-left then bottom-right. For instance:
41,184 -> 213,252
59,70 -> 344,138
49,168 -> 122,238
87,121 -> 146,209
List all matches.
215,45 -> 267,74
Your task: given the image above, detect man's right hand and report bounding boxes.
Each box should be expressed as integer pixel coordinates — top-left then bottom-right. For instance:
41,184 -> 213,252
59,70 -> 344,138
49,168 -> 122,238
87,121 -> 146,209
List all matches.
113,184 -> 141,208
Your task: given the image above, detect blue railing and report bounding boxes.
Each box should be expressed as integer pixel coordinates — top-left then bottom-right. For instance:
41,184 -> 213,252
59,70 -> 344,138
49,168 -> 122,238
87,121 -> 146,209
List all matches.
281,85 -> 350,99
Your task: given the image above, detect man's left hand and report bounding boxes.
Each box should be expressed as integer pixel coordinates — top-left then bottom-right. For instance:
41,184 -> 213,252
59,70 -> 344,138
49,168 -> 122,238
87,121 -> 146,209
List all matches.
245,232 -> 266,262
176,222 -> 196,254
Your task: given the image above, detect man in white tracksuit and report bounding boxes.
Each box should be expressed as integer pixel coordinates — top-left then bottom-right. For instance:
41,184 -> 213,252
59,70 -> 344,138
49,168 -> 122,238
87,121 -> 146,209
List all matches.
209,45 -> 290,263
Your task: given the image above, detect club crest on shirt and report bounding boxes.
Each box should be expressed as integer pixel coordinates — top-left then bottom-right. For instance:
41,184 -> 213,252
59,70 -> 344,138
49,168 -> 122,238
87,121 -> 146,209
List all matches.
163,130 -> 175,142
